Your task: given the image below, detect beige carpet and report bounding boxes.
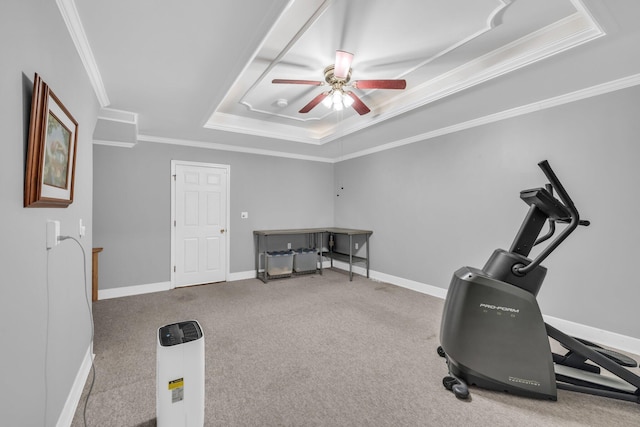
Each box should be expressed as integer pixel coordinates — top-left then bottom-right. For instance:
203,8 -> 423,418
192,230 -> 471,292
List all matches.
71,269 -> 639,426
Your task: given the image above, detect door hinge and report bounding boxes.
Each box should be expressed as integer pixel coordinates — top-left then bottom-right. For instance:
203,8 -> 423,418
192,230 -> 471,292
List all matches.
174,266 -> 176,272
172,174 -> 176,180
174,220 -> 176,226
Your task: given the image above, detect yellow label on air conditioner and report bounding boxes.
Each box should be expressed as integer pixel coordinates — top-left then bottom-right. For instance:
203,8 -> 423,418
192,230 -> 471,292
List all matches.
168,378 -> 184,390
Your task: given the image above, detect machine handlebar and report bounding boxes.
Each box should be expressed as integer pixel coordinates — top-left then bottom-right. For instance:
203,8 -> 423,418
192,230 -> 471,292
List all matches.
514,160 -> 586,275
538,160 -> 578,215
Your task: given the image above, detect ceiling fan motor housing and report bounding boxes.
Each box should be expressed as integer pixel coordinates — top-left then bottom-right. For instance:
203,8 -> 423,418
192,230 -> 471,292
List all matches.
324,65 -> 352,87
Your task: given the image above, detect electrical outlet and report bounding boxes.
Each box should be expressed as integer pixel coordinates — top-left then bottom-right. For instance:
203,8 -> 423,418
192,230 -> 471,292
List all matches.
46,220 -> 60,249
355,243 -> 359,250
287,243 -> 291,249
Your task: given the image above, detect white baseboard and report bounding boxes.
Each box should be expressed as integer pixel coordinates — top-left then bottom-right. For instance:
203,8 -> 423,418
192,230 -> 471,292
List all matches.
347,264 -> 640,356
228,270 -> 257,281
228,261 -> 334,282
327,260 -> 448,298
544,315 -> 640,356
98,274 -> 256,299
97,267 -> 640,355
100,274 -> 257,297
56,345 -> 93,427
98,281 -> 171,300
370,271 -> 449,299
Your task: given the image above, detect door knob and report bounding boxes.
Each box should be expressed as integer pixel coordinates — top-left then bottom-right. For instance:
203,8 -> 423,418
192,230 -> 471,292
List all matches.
220,229 -> 225,234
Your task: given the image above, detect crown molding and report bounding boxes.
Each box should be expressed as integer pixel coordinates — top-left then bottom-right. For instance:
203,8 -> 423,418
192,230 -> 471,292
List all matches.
137,134 -> 333,163
102,73 -> 640,163
93,139 -> 137,149
97,108 -> 138,124
56,0 -> 110,107
340,72 -> 640,162
205,112 -> 324,145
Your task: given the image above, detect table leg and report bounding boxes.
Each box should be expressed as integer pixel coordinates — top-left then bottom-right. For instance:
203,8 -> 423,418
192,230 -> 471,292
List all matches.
366,234 -> 370,278
264,235 -> 269,283
349,235 -> 353,281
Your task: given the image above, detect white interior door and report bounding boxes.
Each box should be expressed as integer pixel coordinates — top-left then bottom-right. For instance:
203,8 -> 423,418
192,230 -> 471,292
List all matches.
173,162 -> 228,287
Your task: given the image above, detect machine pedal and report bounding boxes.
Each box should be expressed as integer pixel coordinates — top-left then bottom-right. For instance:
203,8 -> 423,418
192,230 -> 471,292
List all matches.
592,347 -> 638,368
559,337 -> 638,368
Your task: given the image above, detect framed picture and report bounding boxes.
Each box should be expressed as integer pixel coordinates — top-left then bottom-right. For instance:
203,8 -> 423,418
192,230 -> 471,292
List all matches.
25,74 -> 78,208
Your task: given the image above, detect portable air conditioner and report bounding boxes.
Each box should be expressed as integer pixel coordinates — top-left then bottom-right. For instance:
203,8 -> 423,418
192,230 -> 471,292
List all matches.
156,320 -> 205,427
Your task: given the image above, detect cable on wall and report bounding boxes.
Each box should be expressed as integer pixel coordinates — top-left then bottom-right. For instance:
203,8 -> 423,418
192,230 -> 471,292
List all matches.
46,235 -> 95,427
335,109 -> 345,197
44,250 -> 51,426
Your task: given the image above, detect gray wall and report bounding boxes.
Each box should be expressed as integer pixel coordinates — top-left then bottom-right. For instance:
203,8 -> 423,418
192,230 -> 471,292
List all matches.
93,143 -> 335,289
335,85 -> 640,340
94,86 -> 640,341
0,1 -> 98,425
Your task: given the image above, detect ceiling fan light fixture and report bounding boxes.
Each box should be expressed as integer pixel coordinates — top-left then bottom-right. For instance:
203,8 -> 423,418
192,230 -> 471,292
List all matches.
321,90 -> 353,111
322,94 -> 333,108
342,92 -> 354,108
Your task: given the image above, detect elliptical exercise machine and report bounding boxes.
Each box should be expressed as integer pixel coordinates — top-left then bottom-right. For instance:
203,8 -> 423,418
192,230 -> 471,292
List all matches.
437,160 -> 640,403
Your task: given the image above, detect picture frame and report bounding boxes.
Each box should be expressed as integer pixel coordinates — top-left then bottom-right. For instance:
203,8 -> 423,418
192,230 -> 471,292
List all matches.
25,74 -> 78,208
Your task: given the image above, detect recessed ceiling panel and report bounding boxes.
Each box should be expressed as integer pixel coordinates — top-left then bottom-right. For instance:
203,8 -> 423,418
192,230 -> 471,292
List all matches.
243,0 -> 509,122
70,0 -> 617,157
205,0 -> 598,145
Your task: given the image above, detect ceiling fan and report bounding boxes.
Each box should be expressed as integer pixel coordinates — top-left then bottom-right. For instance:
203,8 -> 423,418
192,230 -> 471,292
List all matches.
272,50 -> 407,115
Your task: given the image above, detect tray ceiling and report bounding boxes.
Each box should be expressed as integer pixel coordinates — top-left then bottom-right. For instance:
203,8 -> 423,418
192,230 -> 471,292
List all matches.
64,0 -> 619,159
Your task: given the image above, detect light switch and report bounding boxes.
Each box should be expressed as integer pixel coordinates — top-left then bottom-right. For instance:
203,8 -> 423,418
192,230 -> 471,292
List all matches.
241,212 -> 248,219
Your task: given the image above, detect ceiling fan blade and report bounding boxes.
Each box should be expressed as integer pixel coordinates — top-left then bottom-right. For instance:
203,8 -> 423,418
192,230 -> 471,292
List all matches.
353,79 -> 407,90
272,79 -> 323,86
345,91 -> 370,115
334,50 -> 354,80
299,92 -> 330,113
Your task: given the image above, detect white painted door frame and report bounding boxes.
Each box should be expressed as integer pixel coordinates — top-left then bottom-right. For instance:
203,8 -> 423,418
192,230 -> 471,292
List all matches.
170,160 -> 231,289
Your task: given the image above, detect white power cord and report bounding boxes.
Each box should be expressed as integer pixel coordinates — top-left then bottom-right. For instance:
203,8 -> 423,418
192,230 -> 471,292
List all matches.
45,235 -> 95,427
